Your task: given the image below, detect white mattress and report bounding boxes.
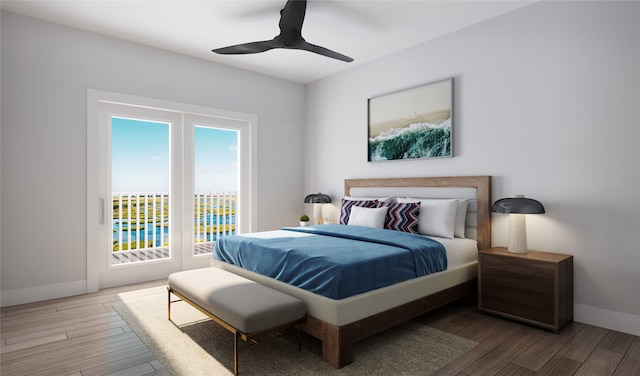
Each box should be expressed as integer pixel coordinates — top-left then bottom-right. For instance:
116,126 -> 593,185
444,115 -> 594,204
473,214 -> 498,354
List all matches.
430,236 -> 478,266
211,229 -> 478,326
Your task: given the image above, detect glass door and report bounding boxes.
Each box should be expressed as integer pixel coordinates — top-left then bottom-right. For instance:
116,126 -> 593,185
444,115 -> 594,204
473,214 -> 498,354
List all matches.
88,92 -> 255,290
97,104 -> 183,288
181,113 -> 244,270
110,117 -> 172,265
192,125 -> 239,255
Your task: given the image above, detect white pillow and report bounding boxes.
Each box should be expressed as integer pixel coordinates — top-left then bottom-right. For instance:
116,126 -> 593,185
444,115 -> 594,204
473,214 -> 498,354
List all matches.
347,205 -> 389,229
398,198 -> 458,238
454,199 -> 469,238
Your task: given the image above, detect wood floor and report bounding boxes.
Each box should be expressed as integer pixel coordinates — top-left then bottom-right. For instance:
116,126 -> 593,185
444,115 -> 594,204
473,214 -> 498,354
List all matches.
417,301 -> 640,376
2,280 -> 639,376
1,280 -> 170,376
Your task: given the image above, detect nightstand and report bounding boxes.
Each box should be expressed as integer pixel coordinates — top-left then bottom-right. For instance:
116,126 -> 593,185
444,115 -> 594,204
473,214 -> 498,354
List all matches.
478,247 -> 573,332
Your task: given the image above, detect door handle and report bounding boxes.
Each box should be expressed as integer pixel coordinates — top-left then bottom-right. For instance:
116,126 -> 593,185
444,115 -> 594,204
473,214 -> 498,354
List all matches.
99,197 -> 105,225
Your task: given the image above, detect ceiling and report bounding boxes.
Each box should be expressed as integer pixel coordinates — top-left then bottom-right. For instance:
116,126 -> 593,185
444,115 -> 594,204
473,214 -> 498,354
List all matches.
1,1 -> 537,83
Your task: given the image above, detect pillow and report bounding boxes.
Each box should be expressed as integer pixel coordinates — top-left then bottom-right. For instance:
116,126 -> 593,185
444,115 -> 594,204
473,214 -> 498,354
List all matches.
454,199 -> 469,238
398,198 -> 458,238
384,201 -> 421,233
344,196 -> 396,205
347,205 -> 389,228
339,198 -> 378,224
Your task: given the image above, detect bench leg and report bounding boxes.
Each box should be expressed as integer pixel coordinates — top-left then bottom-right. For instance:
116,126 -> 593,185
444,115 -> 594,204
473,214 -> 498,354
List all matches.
234,331 -> 239,375
167,289 -> 171,321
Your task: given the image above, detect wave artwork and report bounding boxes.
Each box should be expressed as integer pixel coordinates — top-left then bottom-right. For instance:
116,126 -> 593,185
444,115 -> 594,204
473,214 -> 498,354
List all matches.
367,78 -> 453,162
369,114 -> 451,162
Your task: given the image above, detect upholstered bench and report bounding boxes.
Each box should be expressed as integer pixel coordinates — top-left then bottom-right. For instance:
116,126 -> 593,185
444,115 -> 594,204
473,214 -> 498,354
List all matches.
167,267 -> 306,375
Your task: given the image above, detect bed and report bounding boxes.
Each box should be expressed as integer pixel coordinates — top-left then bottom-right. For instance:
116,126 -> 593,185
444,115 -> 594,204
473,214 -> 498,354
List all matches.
211,176 -> 491,368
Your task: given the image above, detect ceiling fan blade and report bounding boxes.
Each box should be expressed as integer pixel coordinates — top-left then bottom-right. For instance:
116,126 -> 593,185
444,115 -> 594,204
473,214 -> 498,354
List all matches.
212,0 -> 353,62
278,0 -> 307,33
298,40 -> 354,62
212,39 -> 281,55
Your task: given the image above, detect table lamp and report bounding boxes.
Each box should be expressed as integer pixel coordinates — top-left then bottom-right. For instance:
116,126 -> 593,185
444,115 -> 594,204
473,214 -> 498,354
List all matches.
304,193 -> 331,224
491,195 -> 545,253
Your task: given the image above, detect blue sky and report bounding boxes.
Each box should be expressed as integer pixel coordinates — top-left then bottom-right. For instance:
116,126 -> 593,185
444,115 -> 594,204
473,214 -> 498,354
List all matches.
111,117 -> 238,193
194,125 -> 238,194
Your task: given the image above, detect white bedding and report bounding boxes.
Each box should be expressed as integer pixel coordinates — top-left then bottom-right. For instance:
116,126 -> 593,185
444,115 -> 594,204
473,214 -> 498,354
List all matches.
211,229 -> 478,326
218,228 -> 478,267
432,236 -> 478,267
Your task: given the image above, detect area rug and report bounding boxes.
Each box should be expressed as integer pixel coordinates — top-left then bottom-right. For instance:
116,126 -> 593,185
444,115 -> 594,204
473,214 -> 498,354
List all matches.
113,294 -> 476,376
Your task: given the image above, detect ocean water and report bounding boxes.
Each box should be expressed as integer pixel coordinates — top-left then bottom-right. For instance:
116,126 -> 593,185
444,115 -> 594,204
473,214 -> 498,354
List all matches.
369,118 -> 451,161
112,214 -> 236,250
111,194 -> 236,251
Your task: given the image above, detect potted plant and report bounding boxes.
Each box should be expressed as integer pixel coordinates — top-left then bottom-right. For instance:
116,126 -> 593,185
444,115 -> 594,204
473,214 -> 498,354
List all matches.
299,214 -> 310,226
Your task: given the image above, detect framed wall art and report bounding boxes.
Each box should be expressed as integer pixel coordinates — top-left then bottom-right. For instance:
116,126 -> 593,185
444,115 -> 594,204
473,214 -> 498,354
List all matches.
368,78 -> 453,162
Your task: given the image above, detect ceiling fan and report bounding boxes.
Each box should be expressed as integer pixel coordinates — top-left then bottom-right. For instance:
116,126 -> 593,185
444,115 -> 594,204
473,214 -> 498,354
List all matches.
212,0 -> 353,62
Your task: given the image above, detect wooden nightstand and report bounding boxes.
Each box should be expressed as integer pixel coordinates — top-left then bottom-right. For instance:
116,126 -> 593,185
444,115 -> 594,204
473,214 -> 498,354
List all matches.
478,247 -> 573,332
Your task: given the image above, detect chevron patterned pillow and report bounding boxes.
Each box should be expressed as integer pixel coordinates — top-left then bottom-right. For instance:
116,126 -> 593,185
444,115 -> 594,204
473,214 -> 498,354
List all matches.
339,199 -> 379,224
383,201 -> 421,233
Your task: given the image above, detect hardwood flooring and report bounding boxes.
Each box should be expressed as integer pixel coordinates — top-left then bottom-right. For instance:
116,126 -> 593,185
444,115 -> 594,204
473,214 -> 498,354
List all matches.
417,301 -> 640,376
2,280 -> 639,375
1,280 -> 170,376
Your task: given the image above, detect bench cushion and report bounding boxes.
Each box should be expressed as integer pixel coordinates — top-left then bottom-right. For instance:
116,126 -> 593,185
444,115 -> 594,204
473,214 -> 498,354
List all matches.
168,268 -> 305,334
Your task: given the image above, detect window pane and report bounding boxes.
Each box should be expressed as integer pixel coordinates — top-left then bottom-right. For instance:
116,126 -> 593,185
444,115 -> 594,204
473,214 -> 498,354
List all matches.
193,126 -> 238,255
111,117 -> 170,264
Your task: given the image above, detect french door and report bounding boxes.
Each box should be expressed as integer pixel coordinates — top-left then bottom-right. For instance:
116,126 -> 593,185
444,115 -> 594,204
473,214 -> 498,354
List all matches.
88,91 -> 255,290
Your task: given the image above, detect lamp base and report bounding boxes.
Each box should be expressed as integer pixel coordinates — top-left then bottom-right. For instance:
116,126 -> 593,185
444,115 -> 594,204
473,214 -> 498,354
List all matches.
508,213 -> 528,253
313,204 -> 328,225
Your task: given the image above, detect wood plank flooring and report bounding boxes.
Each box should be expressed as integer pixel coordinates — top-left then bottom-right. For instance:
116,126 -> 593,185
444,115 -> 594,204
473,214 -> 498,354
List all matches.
1,280 -> 170,376
417,301 -> 640,376
2,280 -> 639,375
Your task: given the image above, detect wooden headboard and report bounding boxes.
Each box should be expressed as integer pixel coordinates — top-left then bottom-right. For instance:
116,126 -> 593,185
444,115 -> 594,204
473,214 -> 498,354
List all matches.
344,176 -> 491,250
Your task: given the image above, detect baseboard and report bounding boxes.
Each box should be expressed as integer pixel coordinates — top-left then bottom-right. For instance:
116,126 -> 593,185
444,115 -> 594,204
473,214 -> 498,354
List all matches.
1,280 -> 87,307
574,303 -> 640,336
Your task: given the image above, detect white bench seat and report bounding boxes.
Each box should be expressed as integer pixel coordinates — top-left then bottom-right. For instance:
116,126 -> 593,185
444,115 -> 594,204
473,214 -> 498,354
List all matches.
168,267 -> 306,375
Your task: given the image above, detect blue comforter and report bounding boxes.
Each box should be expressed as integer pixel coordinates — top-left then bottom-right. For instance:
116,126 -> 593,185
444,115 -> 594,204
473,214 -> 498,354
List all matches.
213,224 -> 447,300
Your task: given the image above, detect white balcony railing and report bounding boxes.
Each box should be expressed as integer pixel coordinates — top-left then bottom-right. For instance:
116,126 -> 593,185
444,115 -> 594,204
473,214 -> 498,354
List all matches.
112,192 -> 236,255
194,192 -> 236,244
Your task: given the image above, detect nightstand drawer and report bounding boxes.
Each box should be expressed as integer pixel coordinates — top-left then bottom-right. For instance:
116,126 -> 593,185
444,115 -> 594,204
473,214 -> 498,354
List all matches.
480,254 -> 555,325
478,248 -> 573,332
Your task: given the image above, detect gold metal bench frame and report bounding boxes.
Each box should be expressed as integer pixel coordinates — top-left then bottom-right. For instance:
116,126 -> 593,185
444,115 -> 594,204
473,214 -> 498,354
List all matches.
168,286 -> 306,375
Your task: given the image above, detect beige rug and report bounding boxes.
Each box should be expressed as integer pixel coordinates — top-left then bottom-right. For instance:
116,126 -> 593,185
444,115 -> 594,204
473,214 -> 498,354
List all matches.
114,293 -> 476,375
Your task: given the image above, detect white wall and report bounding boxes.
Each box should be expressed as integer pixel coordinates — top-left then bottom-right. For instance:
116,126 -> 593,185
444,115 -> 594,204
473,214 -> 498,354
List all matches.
0,11 -> 306,305
2,2 -> 639,337
305,1 -> 640,335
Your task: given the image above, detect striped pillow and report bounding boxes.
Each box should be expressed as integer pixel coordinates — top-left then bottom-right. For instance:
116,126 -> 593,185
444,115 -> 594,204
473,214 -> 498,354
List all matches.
339,199 -> 379,224
384,201 -> 421,233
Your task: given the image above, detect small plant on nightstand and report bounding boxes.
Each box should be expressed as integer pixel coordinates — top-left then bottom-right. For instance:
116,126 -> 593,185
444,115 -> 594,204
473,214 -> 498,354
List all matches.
299,214 -> 310,226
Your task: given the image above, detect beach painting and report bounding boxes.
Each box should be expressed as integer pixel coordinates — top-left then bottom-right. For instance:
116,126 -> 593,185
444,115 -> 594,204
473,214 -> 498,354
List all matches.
368,78 -> 453,162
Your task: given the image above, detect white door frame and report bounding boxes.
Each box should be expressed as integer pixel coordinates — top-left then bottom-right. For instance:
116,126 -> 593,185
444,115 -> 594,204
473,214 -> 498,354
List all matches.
87,89 -> 257,292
